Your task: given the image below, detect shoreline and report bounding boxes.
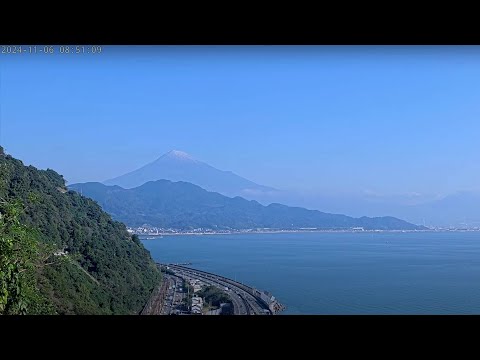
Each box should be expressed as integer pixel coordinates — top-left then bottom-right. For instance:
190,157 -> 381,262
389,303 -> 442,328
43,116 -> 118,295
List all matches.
137,229 -> 480,238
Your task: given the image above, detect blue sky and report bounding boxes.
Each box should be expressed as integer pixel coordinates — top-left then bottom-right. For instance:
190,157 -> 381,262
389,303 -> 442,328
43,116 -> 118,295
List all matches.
1,46 -> 480,198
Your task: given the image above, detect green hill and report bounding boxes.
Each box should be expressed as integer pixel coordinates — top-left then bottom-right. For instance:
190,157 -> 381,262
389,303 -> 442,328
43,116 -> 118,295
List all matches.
0,147 -> 160,314
69,180 -> 425,231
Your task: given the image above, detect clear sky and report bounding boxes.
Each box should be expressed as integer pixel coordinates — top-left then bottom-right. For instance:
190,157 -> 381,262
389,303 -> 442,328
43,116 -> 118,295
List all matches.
1,46 -> 480,198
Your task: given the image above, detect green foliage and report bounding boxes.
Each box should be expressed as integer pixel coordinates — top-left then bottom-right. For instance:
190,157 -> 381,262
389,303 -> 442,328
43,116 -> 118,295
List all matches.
159,266 -> 175,275
197,285 -> 231,307
0,150 -> 161,314
69,181 -> 423,230
0,200 -> 55,314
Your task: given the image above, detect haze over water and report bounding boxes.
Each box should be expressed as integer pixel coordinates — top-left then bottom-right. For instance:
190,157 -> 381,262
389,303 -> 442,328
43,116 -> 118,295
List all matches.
142,232 -> 480,314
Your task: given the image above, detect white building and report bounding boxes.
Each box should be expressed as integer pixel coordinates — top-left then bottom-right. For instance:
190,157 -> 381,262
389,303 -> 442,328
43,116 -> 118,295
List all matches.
191,295 -> 203,314
189,279 -> 203,293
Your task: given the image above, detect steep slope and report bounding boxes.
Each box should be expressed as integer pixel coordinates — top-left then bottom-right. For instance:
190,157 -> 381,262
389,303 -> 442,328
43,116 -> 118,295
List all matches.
0,148 -> 160,314
70,181 -> 425,230
104,150 -> 277,198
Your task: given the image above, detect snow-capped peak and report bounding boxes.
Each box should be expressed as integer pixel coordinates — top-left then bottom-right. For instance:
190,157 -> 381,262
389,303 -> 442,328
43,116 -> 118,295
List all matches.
163,150 -> 196,161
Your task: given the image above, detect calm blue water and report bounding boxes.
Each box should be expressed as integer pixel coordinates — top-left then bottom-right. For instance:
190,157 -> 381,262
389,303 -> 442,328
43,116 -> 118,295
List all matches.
141,232 -> 480,314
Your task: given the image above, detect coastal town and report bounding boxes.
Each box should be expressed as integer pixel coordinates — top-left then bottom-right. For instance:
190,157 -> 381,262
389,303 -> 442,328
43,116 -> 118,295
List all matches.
128,224 -> 480,237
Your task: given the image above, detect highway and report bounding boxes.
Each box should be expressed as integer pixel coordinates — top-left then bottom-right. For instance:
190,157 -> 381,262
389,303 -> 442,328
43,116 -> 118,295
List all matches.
161,274 -> 188,315
167,264 -> 272,315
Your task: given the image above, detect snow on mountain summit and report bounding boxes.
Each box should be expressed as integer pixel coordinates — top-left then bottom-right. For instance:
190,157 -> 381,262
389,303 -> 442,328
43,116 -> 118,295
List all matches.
104,149 -> 277,197
162,150 -> 196,161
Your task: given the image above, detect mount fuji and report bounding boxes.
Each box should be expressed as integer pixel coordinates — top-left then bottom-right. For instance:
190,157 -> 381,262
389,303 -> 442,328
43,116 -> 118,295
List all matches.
104,150 -> 278,198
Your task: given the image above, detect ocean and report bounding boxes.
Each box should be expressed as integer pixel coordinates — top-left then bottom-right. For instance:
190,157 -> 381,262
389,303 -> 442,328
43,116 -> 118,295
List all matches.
141,231 -> 480,314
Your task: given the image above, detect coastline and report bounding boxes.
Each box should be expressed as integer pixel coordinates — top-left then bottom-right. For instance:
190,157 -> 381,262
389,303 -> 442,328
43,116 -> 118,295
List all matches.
137,228 -> 479,238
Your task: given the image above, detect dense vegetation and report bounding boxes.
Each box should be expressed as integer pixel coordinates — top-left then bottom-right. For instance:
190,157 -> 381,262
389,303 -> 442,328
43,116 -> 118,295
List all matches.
197,286 -> 231,307
70,180 -> 425,230
0,147 -> 160,314
0,199 -> 55,314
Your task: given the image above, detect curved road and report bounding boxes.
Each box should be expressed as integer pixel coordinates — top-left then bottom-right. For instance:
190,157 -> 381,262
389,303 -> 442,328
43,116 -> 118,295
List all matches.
168,264 -> 271,315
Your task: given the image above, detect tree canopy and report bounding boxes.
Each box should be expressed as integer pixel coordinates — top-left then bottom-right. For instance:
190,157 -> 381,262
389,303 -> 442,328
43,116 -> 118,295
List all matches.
0,200 -> 55,314
0,150 -> 160,314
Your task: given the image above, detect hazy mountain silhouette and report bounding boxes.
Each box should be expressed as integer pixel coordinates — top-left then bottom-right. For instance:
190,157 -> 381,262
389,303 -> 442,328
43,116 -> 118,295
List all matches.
103,151 -> 477,228
283,191 -> 480,228
104,150 -> 277,198
394,191 -> 480,227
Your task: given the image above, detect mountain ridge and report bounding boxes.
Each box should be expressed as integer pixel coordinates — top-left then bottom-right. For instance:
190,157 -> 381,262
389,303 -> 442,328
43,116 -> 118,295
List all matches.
70,180 -> 425,231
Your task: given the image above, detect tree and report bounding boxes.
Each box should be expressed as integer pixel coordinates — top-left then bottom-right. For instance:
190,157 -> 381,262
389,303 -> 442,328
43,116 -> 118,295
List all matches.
0,150 -> 161,314
0,200 -> 55,314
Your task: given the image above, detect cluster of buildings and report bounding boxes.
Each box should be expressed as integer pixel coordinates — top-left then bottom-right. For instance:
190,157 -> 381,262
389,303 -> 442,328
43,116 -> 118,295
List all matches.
191,295 -> 203,314
127,225 -> 253,235
429,226 -> 480,232
179,277 -> 206,314
127,225 -> 226,235
183,277 -> 229,315
126,225 -> 171,235
126,225 -> 431,235
189,279 -> 203,293
351,227 -> 365,231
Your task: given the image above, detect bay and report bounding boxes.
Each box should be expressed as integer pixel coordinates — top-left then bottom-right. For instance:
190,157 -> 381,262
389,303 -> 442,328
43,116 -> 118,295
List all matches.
141,232 -> 480,314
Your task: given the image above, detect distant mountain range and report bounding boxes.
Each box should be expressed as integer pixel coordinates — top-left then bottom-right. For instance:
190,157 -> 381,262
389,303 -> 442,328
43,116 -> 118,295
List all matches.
104,150 -> 277,198
102,149 -> 477,228
293,191 -> 480,228
392,191 -> 480,228
69,180 -> 425,231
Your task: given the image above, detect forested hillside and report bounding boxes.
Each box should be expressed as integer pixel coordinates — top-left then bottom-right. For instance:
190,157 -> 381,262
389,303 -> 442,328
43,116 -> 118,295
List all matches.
0,146 -> 160,314
70,180 -> 425,230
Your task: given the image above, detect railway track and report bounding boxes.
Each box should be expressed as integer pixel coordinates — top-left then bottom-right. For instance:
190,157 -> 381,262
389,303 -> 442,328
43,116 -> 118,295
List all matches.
168,264 -> 271,315
141,278 -> 169,315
